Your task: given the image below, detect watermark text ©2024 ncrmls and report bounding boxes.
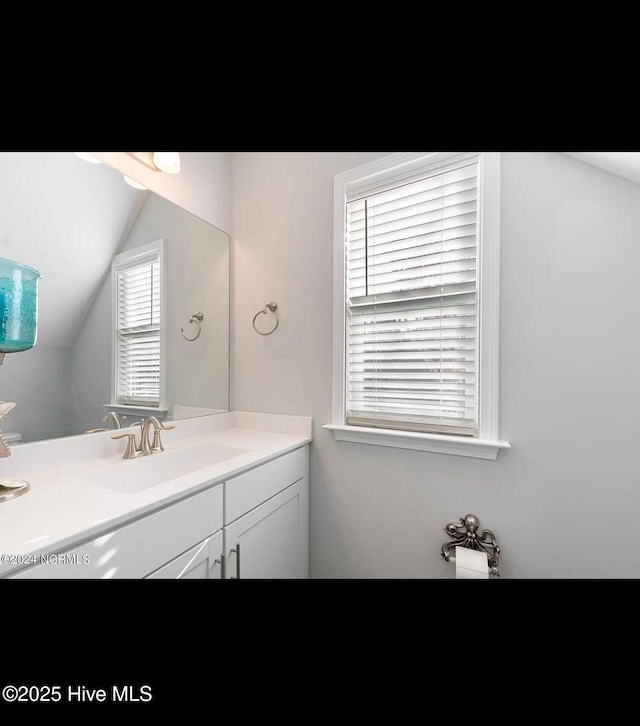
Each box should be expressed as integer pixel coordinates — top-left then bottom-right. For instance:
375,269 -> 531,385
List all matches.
2,685 -> 153,704
0,553 -> 89,566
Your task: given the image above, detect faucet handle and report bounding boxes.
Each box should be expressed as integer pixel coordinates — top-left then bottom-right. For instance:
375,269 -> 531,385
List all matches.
111,433 -> 140,460
148,421 -> 174,453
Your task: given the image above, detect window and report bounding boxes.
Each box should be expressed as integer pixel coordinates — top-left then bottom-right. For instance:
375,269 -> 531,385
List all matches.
326,152 -> 509,460
111,240 -> 166,411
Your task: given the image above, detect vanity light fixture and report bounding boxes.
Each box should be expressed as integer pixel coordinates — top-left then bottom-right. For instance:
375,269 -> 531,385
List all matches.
124,176 -> 148,191
153,152 -> 181,175
126,152 -> 182,175
74,152 -> 101,164
75,151 -> 178,192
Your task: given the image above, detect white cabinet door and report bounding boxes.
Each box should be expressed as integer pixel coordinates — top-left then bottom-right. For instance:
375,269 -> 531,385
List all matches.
224,479 -> 308,579
146,531 -> 223,579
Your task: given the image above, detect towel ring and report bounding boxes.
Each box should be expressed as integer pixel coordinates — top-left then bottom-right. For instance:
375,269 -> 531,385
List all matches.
181,312 -> 204,342
253,302 -> 279,336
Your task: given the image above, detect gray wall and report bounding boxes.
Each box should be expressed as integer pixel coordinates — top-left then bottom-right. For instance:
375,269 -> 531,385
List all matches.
0,345 -> 74,442
69,270 -> 112,434
233,151 -> 640,579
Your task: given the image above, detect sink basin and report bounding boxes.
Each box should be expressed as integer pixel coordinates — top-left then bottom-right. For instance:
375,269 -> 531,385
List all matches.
92,443 -> 250,494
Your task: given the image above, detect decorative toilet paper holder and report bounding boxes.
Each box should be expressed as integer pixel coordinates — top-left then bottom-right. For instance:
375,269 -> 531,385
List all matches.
441,514 -> 501,577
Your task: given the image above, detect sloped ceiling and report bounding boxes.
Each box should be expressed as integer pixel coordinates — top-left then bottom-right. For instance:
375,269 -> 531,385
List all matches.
565,152 -> 640,185
0,152 -> 146,347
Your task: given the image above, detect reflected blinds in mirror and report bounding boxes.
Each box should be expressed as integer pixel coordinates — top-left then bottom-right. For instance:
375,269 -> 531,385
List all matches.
346,162 -> 479,436
116,248 -> 161,407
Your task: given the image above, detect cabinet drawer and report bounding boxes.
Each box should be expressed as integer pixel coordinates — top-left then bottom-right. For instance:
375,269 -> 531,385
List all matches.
11,484 -> 223,579
225,447 -> 306,524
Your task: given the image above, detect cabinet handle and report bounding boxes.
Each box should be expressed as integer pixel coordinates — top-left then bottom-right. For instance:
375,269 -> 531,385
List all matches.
214,553 -> 225,580
230,543 -> 241,579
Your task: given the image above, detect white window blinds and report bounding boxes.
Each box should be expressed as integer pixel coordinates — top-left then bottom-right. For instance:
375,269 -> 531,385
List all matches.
346,162 -> 479,436
115,248 -> 162,407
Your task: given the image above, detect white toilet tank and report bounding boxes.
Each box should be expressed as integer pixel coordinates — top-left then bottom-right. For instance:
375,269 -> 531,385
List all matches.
3,432 -> 22,445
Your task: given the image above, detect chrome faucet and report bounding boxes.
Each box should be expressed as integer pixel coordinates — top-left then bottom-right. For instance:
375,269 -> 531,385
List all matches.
102,412 -> 123,429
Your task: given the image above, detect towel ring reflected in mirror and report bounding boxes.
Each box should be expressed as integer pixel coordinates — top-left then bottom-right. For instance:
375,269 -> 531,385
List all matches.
253,302 -> 279,336
181,312 -> 204,342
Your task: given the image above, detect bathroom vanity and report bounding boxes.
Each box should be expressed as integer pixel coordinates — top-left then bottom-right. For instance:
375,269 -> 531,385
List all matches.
0,153 -> 311,580
0,412 -> 311,579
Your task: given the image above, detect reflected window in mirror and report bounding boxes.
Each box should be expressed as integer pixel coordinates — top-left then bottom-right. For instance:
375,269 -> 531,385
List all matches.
112,240 -> 165,411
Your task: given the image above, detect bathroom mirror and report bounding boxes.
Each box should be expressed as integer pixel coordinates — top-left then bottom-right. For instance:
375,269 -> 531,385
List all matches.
0,152 -> 230,444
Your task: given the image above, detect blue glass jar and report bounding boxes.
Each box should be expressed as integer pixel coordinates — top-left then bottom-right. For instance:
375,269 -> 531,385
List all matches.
0,257 -> 41,353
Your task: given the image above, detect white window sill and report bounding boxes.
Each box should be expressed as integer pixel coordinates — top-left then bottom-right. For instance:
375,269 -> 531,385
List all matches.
323,424 -> 510,461
103,404 -> 169,419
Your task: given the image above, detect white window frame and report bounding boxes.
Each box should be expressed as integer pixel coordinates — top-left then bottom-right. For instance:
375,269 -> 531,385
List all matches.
324,152 -> 510,460
109,239 -> 168,418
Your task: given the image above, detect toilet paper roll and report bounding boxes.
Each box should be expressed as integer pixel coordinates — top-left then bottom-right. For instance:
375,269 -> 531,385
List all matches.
455,546 -> 489,580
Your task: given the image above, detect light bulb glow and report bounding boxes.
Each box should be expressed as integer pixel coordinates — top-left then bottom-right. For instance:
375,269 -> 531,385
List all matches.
124,175 -> 148,190
74,152 -> 102,164
153,152 -> 181,174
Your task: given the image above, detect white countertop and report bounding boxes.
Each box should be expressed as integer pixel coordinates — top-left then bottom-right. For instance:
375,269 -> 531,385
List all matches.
0,412 -> 312,577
